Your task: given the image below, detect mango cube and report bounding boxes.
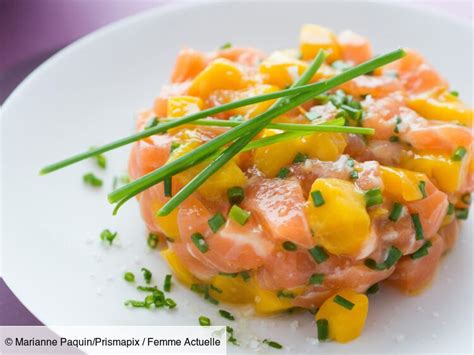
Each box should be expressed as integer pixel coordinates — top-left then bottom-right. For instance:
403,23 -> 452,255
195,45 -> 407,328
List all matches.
231,84 -> 279,118
160,249 -> 199,287
210,275 -> 255,304
300,24 -> 341,63
259,51 -> 308,88
167,96 -> 204,118
379,166 -> 426,202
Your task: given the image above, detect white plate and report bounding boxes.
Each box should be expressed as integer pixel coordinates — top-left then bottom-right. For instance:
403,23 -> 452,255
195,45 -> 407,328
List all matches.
1,1 -> 473,353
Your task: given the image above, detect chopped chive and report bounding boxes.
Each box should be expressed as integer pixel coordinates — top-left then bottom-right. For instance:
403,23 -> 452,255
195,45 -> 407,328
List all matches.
144,294 -> 155,307
228,205 -> 251,225
219,42 -> 232,50
208,213 -> 226,232
316,318 -> 329,341
210,284 -> 222,293
364,188 -> 383,207
100,229 -> 117,245
277,167 -> 290,178
165,298 -> 177,309
461,193 -> 471,205
164,274 -> 172,292
83,172 -> 103,187
137,285 -> 158,292
89,148 -> 107,169
204,291 -> 219,305
309,246 -> 329,264
389,135 -> 400,142
455,208 -> 469,220
227,326 -> 238,345
364,258 -> 386,270
447,203 -> 455,215
450,90 -> 459,97
199,316 -> 211,326
227,186 -> 245,205
141,267 -> 152,284
282,241 -> 298,251
309,273 -> 324,285
418,181 -> 427,198
347,158 -> 355,168
123,272 -> 135,282
263,339 -> 283,349
341,104 -> 362,121
170,142 -> 181,152
124,300 -> 147,308
394,116 -> 402,133
191,232 -> 208,253
219,309 -> 235,321
240,271 -> 251,282
277,290 -> 295,299
350,170 -> 359,180
164,176 -> 172,197
147,233 -> 159,249
190,283 -> 207,294
145,117 -> 159,129
411,241 -> 432,260
366,283 -> 379,294
451,146 -> 467,161
411,213 -> 424,240
389,202 -> 403,222
311,190 -> 325,207
384,246 -> 403,268
293,152 -> 308,163
333,295 -> 355,310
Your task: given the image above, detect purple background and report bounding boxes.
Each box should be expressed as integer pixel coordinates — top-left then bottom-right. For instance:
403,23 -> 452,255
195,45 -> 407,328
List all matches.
0,0 -> 472,326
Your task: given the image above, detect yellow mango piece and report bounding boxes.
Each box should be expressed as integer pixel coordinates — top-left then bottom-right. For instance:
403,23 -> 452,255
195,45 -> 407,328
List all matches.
259,51 -> 308,88
254,287 -> 293,315
305,178 -> 370,256
231,84 -> 280,118
167,96 -> 204,118
408,91 -> 473,127
379,166 -> 426,202
316,289 -> 369,343
300,24 -> 341,63
150,196 -> 180,240
300,133 -> 347,161
160,249 -> 199,287
188,58 -> 248,98
170,139 -> 247,201
399,151 -> 469,193
209,275 -> 255,304
252,129 -> 303,177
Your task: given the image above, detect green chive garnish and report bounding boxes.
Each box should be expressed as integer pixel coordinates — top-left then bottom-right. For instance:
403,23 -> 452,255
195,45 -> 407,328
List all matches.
277,290 -> 295,299
227,186 -> 245,205
170,142 -> 181,152
124,300 -> 147,308
364,188 -> 383,207
309,273 -> 324,285
277,167 -> 290,178
309,246 -> 329,264
366,283 -> 379,294
124,272 -> 135,282
147,233 -> 159,249
228,205 -> 251,225
282,241 -> 297,251
316,318 -> 329,341
83,172 -> 102,187
333,295 -> 355,310
141,267 -> 152,284
389,135 -> 400,142
411,213 -> 424,240
350,170 -> 359,180
227,326 -> 238,345
191,232 -> 208,253
218,272 -> 238,278
389,202 -> 403,222
394,116 -> 402,133
220,42 -> 232,50
452,146 -> 467,161
164,274 -> 172,292
384,246 -> 403,268
165,298 -> 177,309
210,284 -> 223,294
263,339 -> 283,349
89,148 -> 107,169
455,208 -> 469,220
240,271 -> 251,282
450,90 -> 459,97
199,316 -> 211,326
364,258 -> 386,271
164,176 -> 172,197
418,181 -> 427,198
447,203 -> 455,215
410,241 -> 432,259
100,229 -> 117,245
208,212 -> 226,232
293,152 -> 308,163
145,117 -> 159,129
219,309 -> 235,321
311,190 -> 325,207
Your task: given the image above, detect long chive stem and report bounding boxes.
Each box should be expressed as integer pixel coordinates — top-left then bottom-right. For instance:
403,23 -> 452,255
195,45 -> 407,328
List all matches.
40,48 -> 404,176
111,49 -> 404,211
